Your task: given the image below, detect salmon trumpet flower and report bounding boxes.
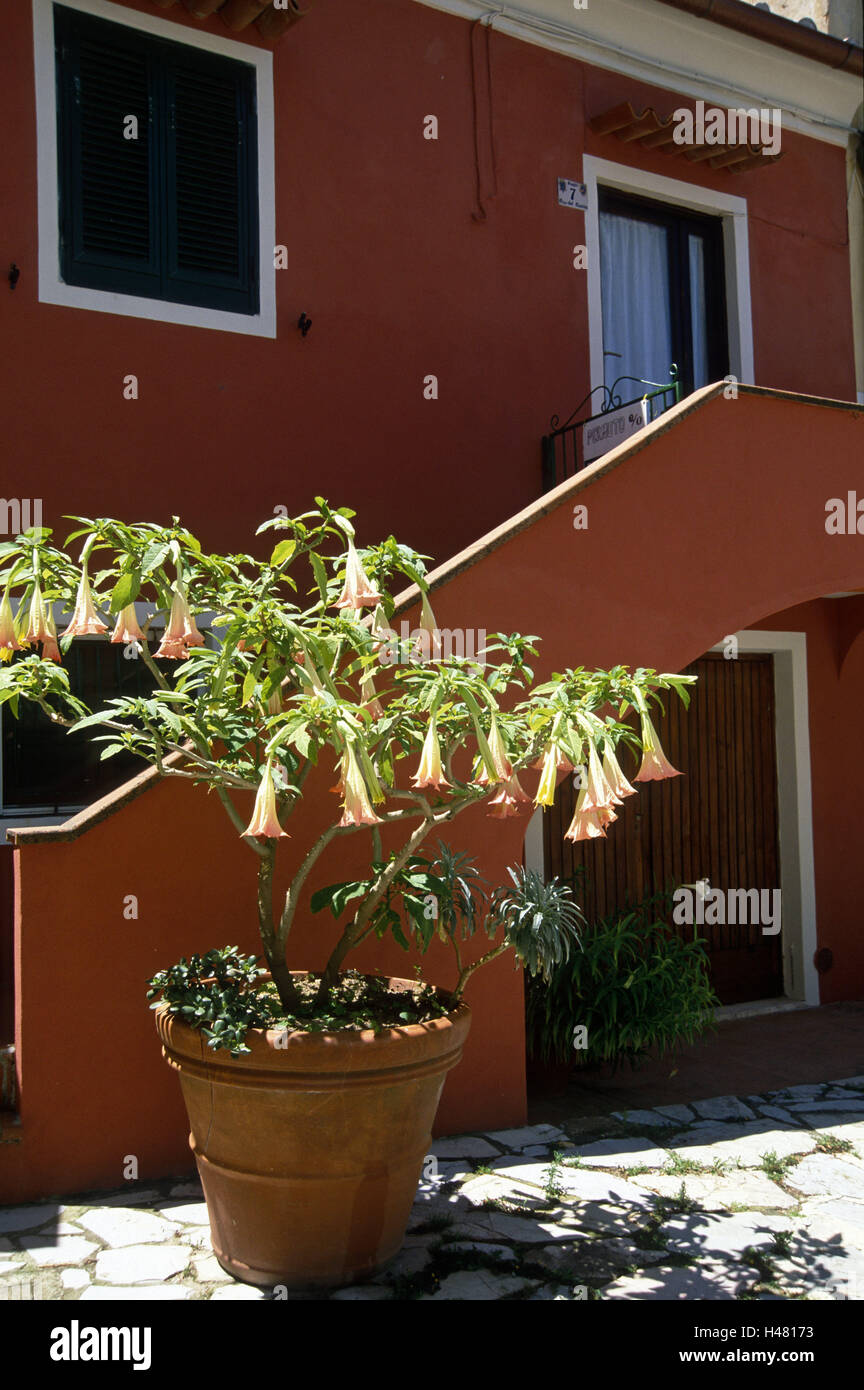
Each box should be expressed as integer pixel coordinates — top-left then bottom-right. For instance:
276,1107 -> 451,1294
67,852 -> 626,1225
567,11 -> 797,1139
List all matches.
338,743 -> 382,827
417,591 -> 442,661
242,763 -> 289,840
564,787 -> 609,842
360,670 -> 383,718
41,609 -> 62,664
0,594 -> 22,655
334,538 -> 382,611
602,743 -> 637,800
110,605 -> 145,645
634,713 -> 681,782
412,718 -> 449,790
532,741 -> 573,774
487,772 -> 530,819
475,713 -> 512,785
23,581 -> 50,645
582,742 -> 618,812
155,585 -> 203,660
534,742 -> 572,807
61,570 -> 108,638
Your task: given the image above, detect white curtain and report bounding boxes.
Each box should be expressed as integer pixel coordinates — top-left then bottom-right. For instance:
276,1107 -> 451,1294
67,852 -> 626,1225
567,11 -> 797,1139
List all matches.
600,211 -> 673,392
689,234 -> 709,388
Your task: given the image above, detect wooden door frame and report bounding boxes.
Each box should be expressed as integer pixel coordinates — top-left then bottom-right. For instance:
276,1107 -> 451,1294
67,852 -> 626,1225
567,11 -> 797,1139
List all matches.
525,629 -> 819,1006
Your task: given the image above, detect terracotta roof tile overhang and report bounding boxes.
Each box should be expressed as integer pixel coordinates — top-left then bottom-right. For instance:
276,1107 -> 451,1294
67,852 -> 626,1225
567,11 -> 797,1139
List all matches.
655,0 -> 863,77
589,101 -> 782,174
148,0 -> 311,41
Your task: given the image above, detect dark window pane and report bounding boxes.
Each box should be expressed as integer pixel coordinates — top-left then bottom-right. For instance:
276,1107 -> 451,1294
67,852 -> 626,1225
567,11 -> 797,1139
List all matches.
2,642 -> 157,812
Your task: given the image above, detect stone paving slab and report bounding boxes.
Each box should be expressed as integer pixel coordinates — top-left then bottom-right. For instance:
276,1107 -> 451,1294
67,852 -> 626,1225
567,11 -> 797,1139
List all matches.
569,1136 -> 670,1169
640,1171 -> 798,1211
667,1120 -> 816,1167
602,1263 -> 744,1300
3,1076 -> 864,1300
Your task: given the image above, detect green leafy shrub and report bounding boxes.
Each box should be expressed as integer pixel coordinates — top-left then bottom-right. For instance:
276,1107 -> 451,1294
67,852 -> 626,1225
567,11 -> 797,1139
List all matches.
525,890 -> 718,1069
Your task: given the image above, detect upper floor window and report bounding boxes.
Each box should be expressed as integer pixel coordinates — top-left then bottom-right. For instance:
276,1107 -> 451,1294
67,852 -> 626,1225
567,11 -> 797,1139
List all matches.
599,188 -> 729,399
53,3 -> 259,316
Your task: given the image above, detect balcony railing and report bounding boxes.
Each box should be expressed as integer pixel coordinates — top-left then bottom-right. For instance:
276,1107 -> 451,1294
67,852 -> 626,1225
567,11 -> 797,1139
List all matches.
541,369 -> 681,493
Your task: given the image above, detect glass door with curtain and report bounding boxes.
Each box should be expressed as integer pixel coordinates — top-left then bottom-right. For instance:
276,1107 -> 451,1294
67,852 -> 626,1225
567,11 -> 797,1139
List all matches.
599,188 -> 729,399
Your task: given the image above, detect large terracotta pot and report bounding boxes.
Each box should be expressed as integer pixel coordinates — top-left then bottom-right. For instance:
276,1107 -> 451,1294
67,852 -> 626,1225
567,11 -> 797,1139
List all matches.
155,977 -> 471,1289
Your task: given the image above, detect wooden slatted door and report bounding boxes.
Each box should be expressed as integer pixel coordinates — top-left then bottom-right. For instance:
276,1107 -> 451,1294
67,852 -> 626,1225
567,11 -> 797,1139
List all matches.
543,653 -> 782,1004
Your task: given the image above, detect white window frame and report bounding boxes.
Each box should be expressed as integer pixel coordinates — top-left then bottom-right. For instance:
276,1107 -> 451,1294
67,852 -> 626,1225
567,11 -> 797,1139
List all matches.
582,154 -> 755,393
32,0 -> 276,338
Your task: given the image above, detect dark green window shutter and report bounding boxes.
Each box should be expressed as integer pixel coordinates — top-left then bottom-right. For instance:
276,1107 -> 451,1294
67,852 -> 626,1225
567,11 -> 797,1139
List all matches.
54,5 -> 259,316
166,53 -> 259,313
56,6 -> 159,296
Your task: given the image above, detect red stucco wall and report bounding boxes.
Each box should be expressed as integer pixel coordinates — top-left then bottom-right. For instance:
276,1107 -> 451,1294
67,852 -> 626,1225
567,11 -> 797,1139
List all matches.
1,0 -> 856,567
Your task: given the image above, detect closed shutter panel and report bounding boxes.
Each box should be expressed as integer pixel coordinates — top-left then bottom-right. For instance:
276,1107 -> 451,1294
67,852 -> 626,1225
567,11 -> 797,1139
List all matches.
56,7 -> 160,296
164,54 -> 258,313
54,6 -> 259,316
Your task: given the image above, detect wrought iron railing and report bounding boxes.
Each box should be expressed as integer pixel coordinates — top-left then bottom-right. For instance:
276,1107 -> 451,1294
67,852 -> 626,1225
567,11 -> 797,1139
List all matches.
541,367 -> 681,493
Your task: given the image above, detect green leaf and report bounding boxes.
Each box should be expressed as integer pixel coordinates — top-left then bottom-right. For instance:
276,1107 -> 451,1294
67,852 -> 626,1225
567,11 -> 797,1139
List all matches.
309,552 -> 329,603
241,671 -> 257,707
270,539 -> 296,568
141,542 -> 170,577
99,743 -> 127,760
110,570 -> 141,613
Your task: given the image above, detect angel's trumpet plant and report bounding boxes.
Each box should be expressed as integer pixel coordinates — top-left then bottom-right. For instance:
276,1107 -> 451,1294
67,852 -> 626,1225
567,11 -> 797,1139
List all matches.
155,584 -> 202,660
564,786 -> 608,842
338,742 -> 382,827
602,742 -> 637,801
0,593 -> 22,657
412,718 -> 449,790
242,763 -> 289,840
41,609 -> 62,664
61,569 -> 108,638
475,713 -> 512,785
110,605 -> 146,645
334,538 -> 382,611
23,581 -> 50,645
634,712 -> 681,782
487,772 -> 530,819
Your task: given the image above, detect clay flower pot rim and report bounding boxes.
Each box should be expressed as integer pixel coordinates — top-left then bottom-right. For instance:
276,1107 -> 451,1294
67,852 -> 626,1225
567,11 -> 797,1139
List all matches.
156,971 -> 466,1050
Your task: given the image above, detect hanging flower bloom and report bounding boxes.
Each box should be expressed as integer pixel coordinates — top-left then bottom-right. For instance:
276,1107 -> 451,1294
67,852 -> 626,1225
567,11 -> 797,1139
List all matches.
534,742 -> 573,806
634,712 -> 682,782
564,787 -> 608,842
339,742 -> 382,827
360,669 -> 383,718
0,594 -> 22,655
41,609 -> 61,664
417,590 -> 442,661
242,763 -> 289,840
110,604 -> 145,645
61,570 -> 108,638
178,586 -> 204,648
154,584 -> 201,660
602,743 -> 637,800
23,581 -> 50,645
582,741 -> 619,811
532,741 -> 573,774
412,718 -> 449,789
475,713 -> 512,785
487,772 -> 530,818
334,538 -> 382,610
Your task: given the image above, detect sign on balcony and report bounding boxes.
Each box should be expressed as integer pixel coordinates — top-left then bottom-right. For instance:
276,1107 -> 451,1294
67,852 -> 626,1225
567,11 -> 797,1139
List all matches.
582,400 -> 649,465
